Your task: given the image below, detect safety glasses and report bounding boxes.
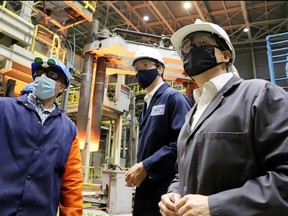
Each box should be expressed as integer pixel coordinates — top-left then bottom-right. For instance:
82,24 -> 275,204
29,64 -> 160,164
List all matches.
180,32 -> 220,56
34,69 -> 62,81
133,59 -> 157,71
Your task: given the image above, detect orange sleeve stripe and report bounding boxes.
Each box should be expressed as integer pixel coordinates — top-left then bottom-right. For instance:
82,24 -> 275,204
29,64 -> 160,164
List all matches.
59,134 -> 83,216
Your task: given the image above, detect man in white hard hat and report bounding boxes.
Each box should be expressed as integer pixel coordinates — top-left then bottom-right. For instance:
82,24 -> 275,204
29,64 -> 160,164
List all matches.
159,20 -> 288,216
125,46 -> 193,216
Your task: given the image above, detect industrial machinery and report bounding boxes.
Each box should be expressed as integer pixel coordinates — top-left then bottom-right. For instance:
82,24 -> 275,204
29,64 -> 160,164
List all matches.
102,169 -> 133,214
82,165 -> 133,215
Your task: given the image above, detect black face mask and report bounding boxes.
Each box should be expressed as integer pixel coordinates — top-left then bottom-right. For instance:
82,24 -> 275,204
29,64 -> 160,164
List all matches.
136,69 -> 159,89
183,45 -> 223,76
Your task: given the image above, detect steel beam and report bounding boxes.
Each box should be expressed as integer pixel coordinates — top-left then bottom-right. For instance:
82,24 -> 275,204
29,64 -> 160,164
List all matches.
0,6 -> 34,47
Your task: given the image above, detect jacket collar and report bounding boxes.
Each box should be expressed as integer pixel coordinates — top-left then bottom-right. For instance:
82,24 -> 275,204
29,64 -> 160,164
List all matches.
140,82 -> 170,125
16,94 -> 63,114
184,75 -> 243,136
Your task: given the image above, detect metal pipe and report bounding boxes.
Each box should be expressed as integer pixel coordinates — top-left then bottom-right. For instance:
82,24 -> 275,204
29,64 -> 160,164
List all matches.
90,56 -> 108,152
76,19 -> 99,148
112,28 -> 170,41
129,92 -> 137,166
76,52 -> 94,147
60,84 -> 70,113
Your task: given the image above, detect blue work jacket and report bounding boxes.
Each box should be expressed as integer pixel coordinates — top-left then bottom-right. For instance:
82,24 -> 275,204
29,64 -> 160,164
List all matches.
0,95 -> 78,216
133,82 -> 193,216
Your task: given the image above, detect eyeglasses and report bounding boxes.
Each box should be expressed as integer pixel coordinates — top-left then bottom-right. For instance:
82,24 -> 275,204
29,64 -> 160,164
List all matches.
180,32 -> 219,56
133,59 -> 157,71
34,69 -> 64,82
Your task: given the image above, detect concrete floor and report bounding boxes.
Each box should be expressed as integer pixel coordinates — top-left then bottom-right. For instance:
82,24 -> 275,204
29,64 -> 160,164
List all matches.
83,207 -> 132,216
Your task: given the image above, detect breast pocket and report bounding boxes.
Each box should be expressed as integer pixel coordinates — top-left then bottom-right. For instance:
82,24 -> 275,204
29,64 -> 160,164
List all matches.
196,132 -> 247,193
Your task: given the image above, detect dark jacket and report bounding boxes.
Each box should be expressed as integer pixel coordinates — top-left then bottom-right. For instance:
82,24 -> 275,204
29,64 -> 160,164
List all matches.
0,95 -> 83,216
168,76 -> 288,216
134,82 -> 193,216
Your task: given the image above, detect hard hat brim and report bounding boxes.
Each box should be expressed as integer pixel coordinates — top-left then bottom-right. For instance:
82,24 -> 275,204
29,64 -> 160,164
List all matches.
127,56 -> 143,69
171,23 -> 235,65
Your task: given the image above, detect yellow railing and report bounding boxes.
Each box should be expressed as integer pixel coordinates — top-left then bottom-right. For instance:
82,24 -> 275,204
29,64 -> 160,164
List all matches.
68,87 -> 81,104
30,24 -> 66,62
82,166 -> 102,207
0,1 -> 66,62
131,81 -> 186,94
167,81 -> 186,93
132,85 -> 146,95
64,81 -> 185,106
0,1 -> 38,22
82,166 -> 102,183
83,1 -> 96,11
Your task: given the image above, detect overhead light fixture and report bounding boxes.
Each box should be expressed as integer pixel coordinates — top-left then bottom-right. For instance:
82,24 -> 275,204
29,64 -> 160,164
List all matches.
183,1 -> 192,9
243,28 -> 249,32
143,16 -> 149,21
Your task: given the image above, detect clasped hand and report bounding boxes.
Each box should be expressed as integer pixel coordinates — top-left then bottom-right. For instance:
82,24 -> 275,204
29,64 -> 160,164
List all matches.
159,193 -> 211,216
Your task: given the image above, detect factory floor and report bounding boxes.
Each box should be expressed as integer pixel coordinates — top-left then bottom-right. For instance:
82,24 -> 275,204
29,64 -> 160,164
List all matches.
83,207 -> 132,215
82,170 -> 134,216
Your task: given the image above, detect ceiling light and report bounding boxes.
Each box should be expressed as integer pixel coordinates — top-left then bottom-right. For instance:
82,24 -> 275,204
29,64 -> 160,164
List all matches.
143,16 -> 149,21
183,2 -> 192,9
243,28 -> 249,32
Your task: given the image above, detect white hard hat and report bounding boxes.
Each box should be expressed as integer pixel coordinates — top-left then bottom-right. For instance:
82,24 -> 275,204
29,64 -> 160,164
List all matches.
127,46 -> 165,68
171,19 -> 235,65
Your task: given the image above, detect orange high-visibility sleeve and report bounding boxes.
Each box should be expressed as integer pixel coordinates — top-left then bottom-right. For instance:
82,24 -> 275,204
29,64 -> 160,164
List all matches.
59,134 -> 83,216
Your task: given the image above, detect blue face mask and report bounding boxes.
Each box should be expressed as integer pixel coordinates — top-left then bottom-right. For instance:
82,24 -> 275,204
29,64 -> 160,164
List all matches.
33,74 -> 56,99
136,69 -> 159,89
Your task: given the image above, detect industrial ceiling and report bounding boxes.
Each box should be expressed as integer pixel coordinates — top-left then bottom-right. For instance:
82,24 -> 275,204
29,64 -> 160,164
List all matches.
2,1 -> 287,123
6,1 -> 286,54
5,1 -> 288,75
85,1 -> 288,54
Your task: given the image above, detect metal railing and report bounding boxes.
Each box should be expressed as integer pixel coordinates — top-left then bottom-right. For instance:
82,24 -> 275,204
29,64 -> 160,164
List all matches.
30,24 -> 66,62
266,32 -> 288,89
0,1 -> 38,22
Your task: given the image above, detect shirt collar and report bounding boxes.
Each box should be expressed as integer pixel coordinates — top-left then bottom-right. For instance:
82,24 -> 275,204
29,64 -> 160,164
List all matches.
144,81 -> 165,103
193,73 -> 233,105
27,93 -> 56,113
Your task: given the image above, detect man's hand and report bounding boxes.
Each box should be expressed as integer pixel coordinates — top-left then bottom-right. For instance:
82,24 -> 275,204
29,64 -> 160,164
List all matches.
124,162 -> 147,187
175,194 -> 210,216
159,192 -> 181,216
